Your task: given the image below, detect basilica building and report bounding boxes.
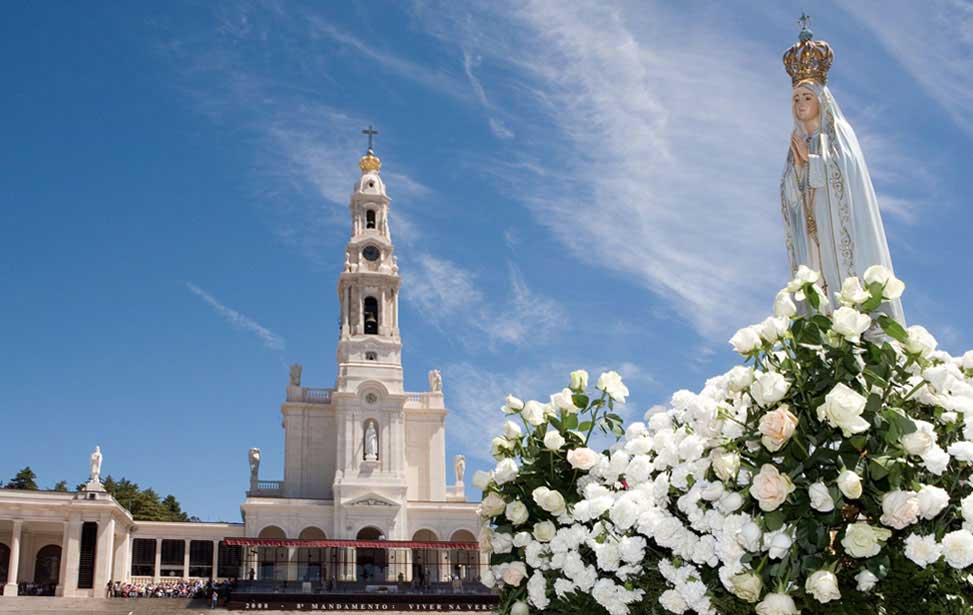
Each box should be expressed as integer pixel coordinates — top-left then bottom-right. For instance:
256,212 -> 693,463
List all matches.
0,143 -> 482,599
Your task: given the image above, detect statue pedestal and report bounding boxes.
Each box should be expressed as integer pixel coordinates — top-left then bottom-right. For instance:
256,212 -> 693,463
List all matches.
82,479 -> 106,493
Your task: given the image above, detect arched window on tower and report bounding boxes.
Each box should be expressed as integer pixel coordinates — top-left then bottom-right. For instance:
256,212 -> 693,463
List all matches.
366,209 -> 376,229
363,296 -> 379,335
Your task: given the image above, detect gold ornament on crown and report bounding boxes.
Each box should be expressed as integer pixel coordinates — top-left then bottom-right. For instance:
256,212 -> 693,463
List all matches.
782,14 -> 834,86
359,151 -> 381,173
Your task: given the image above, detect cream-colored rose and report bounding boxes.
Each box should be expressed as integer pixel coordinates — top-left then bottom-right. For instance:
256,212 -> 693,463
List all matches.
941,529 -> 973,569
755,592 -> 799,615
816,383 -> 870,436
510,601 -> 529,615
532,486 -> 567,515
749,464 -> 796,512
522,400 -> 547,426
491,436 -> 513,458
837,470 -> 863,499
901,419 -> 936,456
479,492 -> 506,517
543,429 -> 565,451
758,316 -> 789,343
494,458 -> 519,485
472,470 -> 493,490
504,395 -> 524,413
880,490 -> 920,530
505,500 -> 529,525
855,569 -> 878,592
596,370 -> 629,402
727,366 -> 755,392
808,481 -> 835,512
841,522 -> 891,558
787,265 -> 820,291
863,265 -> 905,300
905,325 -> 937,356
570,369 -> 589,390
832,306 -> 871,343
730,326 -> 762,355
533,521 -> 556,542
774,290 -> 797,318
961,493 -> 973,525
805,569 -> 841,603
729,572 -> 763,603
503,420 -> 523,439
750,371 -> 791,407
550,388 -> 576,413
499,561 -> 528,587
759,405 -> 799,452
567,447 -> 600,470
838,276 -> 870,307
710,447 -> 741,482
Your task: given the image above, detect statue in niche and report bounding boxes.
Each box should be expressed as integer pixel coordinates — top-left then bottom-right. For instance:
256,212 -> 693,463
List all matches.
780,17 -> 904,322
248,448 -> 261,482
391,256 -> 399,274
89,446 -> 103,483
428,369 -> 442,392
344,252 -> 352,272
453,454 -> 466,485
289,363 -> 303,387
365,422 -> 379,461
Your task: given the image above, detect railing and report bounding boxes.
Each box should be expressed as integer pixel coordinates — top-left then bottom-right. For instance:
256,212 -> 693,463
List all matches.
302,388 -> 333,403
248,480 -> 285,497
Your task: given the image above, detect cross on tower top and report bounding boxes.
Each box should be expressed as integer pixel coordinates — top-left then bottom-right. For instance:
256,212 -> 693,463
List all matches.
362,125 -> 378,152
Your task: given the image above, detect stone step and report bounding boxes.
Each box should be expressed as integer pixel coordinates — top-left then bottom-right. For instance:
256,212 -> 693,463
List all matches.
0,597 -> 208,613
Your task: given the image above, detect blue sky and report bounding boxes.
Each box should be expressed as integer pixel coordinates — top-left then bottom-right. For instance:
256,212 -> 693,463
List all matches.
2,1 -> 971,522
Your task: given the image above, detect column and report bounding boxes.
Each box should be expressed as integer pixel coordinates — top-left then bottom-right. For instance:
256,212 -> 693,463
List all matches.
55,521 -> 70,596
211,540 -> 219,580
57,518 -> 81,597
93,516 -> 116,592
3,520 -> 23,596
153,538 -> 162,582
183,539 -> 191,579
113,531 -> 130,583
287,547 -> 298,581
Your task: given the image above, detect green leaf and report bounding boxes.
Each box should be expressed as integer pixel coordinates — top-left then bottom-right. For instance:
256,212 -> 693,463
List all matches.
868,459 -> 889,481
765,510 -> 785,531
563,413 -> 579,431
849,435 -> 868,451
577,421 -> 592,432
807,285 -> 820,310
572,394 -> 589,409
877,315 -> 908,343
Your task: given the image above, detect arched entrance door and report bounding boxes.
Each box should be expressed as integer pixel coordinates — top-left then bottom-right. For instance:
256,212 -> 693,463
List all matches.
355,527 -> 386,585
411,529 -> 439,587
297,527 -> 326,583
256,526 -> 287,581
449,530 -> 477,583
33,545 -> 61,585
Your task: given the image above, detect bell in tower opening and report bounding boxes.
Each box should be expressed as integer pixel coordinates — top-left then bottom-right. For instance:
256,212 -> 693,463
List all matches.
366,209 -> 376,229
363,296 -> 379,335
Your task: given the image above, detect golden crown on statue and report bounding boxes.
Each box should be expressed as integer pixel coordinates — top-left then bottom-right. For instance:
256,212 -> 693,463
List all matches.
783,14 -> 834,86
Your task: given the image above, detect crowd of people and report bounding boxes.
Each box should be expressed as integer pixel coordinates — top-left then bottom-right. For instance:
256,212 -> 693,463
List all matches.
108,578 -> 237,604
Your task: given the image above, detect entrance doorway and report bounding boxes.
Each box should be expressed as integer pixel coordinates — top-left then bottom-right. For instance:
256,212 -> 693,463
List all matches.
355,527 -> 386,584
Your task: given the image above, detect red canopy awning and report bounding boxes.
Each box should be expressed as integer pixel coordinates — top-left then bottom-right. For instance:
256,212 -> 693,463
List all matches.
224,538 -> 480,551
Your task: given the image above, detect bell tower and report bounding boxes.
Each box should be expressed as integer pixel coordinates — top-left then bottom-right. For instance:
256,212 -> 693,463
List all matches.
335,129 -> 403,394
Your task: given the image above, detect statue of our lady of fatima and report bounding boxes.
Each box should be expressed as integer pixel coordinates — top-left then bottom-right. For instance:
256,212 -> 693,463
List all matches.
780,16 -> 905,323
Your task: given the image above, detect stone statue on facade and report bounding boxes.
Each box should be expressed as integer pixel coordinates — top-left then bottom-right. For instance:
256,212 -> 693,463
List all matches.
454,454 -> 466,485
248,448 -> 261,482
428,369 -> 442,392
289,363 -> 303,387
365,422 -> 379,461
89,446 -> 103,484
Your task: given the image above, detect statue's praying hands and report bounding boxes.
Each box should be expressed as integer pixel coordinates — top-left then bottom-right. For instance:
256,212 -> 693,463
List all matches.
790,132 -> 809,166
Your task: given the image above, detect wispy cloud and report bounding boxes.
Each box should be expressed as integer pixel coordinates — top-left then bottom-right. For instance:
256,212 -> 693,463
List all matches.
186,283 -> 286,350
462,49 -> 515,140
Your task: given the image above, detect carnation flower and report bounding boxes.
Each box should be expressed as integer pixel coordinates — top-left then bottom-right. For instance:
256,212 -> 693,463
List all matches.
904,533 -> 942,568
941,529 -> 973,569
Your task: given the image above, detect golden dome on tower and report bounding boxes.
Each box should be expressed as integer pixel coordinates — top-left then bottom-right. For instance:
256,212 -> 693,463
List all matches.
359,149 -> 382,174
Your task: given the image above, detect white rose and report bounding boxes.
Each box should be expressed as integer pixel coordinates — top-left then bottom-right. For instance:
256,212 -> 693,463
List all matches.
941,529 -> 973,569
962,493 -> 973,525
504,395 -> 525,413
479,492 -> 506,517
758,405 -> 799,452
503,420 -> 523,439
710,447 -> 741,482
774,290 -> 797,318
596,370 -> 629,403
805,569 -> 840,603
543,429 -> 565,451
838,276 -> 870,307
904,533 -> 942,568
917,484 -> 950,519
787,265 -> 820,291
491,436 -> 513,458
730,326 -> 763,355
551,387 -> 576,413
921,446 -> 950,476
816,383 -> 870,436
533,521 -> 556,542
480,567 -> 496,588
729,572 -> 763,603
832,306 -> 872,343
863,265 -> 905,300
758,316 -> 789,343
749,464 -> 795,512
755,592 -> 799,615
841,523 -> 891,558
962,351 -> 973,371
472,470 -> 493,490
532,486 -> 567,515
837,470 -> 863,499
880,490 -> 920,530
567,447 -> 600,470
750,372 -> 790,407
948,441 -> 973,462
855,569 -> 878,592
739,520 -> 763,552
510,601 -> 529,615
522,401 -> 547,426
904,325 -> 937,356
764,528 -> 793,559
570,369 -> 589,390
808,482 -> 835,512
505,500 -> 529,525
499,561 -> 528,587
901,419 -> 936,456
494,458 -> 519,485
727,366 -> 755,392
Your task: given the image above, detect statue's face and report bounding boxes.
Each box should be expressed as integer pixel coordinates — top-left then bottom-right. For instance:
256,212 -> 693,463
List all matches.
792,86 -> 819,123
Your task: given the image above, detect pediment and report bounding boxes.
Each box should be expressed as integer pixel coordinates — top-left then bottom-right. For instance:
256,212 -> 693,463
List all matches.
345,493 -> 400,508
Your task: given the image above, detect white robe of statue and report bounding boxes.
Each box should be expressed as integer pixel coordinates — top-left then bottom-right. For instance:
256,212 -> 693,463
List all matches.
780,81 -> 905,323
